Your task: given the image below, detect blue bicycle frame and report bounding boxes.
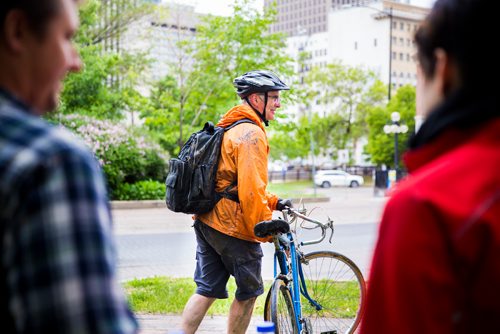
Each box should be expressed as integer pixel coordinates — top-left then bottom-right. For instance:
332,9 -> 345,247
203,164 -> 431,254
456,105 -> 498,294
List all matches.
273,231 -> 322,332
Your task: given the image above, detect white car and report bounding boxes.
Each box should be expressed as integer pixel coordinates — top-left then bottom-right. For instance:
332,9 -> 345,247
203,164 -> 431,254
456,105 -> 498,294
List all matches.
314,170 -> 364,188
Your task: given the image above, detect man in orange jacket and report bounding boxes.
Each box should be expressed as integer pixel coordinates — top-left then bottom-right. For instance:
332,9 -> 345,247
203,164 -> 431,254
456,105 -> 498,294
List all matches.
180,70 -> 292,334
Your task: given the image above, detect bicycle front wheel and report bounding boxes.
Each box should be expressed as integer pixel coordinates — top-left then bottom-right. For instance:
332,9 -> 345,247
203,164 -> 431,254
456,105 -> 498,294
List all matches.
266,278 -> 299,334
300,251 -> 366,334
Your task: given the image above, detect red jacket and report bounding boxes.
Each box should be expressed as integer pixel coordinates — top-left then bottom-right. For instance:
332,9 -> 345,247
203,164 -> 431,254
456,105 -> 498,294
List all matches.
361,119 -> 500,333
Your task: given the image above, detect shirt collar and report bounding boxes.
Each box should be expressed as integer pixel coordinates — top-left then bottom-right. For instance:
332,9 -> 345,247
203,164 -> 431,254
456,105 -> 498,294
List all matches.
0,87 -> 32,113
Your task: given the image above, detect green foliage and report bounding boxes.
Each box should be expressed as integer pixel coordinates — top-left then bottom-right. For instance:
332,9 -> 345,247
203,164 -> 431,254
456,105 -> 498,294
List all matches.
141,76 -> 183,154
271,62 -> 385,163
365,85 -> 416,167
304,62 -> 384,148
142,0 -> 293,156
268,121 -> 309,160
76,0 -> 154,46
56,0 -> 151,120
58,115 -> 169,199
114,180 -> 165,201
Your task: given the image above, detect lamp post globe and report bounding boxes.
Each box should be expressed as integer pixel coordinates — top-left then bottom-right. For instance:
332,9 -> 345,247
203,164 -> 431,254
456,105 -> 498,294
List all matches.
391,111 -> 401,122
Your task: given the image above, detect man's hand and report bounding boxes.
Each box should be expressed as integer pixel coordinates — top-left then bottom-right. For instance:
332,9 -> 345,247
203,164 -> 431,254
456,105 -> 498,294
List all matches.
276,198 -> 292,211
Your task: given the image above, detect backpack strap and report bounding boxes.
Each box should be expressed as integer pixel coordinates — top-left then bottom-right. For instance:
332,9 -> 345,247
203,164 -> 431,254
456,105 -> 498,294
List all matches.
218,181 -> 239,203
223,118 -> 256,131
216,118 -> 257,204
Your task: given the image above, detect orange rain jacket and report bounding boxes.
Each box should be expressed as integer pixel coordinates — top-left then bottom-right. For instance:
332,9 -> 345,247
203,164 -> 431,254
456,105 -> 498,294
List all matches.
196,104 -> 278,243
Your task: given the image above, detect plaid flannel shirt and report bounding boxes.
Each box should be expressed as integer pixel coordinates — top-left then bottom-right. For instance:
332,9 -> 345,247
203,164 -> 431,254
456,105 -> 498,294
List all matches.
0,89 -> 138,333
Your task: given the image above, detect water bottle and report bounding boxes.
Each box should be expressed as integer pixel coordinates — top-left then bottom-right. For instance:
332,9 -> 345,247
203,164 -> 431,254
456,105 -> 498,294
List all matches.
256,321 -> 275,333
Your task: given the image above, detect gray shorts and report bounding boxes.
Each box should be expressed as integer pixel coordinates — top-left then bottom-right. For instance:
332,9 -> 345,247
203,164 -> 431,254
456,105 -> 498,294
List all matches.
193,220 -> 264,301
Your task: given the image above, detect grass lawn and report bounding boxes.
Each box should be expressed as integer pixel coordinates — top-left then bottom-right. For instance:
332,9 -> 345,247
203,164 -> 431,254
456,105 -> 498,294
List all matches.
124,276 -> 360,318
124,276 -> 269,316
266,180 -> 317,199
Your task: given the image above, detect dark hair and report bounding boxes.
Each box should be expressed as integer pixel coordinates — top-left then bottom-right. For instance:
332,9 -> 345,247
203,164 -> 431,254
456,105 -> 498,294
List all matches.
0,0 -> 62,38
415,0 -> 497,94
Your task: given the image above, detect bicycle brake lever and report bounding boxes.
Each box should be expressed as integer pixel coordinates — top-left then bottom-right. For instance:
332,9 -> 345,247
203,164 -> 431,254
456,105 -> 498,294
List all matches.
328,218 -> 335,243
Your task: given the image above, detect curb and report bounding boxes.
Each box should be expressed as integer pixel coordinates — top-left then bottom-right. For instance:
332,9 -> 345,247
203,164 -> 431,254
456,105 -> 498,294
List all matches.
111,197 -> 330,210
111,200 -> 167,210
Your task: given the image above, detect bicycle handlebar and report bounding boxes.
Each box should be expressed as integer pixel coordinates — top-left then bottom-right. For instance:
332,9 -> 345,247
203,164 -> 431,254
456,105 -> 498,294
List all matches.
281,206 -> 334,246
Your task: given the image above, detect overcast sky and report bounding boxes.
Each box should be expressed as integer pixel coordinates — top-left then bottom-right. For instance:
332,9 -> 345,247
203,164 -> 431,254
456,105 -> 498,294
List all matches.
163,0 -> 436,16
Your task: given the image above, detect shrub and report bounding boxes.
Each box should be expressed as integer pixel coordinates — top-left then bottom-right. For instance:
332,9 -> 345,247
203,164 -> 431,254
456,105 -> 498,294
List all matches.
114,180 -> 165,200
56,114 -> 169,199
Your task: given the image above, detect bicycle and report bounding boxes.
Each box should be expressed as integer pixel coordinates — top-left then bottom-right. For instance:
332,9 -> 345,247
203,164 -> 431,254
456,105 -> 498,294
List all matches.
254,206 -> 366,334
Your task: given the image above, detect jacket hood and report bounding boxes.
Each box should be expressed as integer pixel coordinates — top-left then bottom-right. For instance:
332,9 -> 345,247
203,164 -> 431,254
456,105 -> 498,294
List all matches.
216,104 -> 266,133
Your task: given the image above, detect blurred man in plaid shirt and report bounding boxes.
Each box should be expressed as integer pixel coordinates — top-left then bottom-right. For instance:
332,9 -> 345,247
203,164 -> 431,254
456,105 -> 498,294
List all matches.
0,0 -> 138,332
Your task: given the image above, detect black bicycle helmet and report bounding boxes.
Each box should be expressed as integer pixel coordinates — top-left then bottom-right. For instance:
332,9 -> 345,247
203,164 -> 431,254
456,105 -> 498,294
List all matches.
233,70 -> 289,126
233,70 -> 289,98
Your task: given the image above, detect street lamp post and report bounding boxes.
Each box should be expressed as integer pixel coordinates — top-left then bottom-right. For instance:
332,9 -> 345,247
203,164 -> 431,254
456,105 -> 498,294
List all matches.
383,111 -> 408,172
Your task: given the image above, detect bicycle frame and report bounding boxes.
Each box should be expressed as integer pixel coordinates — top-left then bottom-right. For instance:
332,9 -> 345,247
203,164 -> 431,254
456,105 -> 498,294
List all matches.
272,211 -> 329,332
274,232 -> 325,332
264,206 -> 365,334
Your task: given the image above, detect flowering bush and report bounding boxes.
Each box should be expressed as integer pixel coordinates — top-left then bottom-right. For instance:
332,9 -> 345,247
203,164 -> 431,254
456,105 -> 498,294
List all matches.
58,115 -> 169,199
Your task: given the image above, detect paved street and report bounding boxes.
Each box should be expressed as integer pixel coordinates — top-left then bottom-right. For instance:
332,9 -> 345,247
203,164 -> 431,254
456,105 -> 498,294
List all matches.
113,186 -> 387,333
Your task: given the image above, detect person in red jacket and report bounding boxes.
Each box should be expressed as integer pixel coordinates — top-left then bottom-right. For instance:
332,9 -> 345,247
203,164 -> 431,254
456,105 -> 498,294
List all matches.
361,0 -> 500,333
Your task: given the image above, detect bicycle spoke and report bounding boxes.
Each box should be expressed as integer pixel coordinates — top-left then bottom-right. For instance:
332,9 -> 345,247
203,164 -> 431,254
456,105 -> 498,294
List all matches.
270,279 -> 298,333
300,251 -> 366,334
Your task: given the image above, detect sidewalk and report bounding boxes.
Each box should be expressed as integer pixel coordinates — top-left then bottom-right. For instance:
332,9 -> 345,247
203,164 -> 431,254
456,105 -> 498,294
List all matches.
115,187 -> 386,333
137,314 -> 262,334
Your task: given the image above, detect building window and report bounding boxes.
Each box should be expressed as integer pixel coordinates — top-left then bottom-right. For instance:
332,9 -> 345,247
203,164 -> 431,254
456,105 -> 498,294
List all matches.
393,21 -> 397,29
400,22 -> 404,30
392,36 -> 397,44
374,38 -> 377,47
399,37 -> 404,45
354,41 -> 358,50
399,53 -> 403,60
392,52 -> 397,60
406,53 -> 410,61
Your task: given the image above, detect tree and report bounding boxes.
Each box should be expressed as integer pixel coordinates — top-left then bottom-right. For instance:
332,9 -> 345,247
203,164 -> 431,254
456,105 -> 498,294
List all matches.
56,0 -> 152,120
296,61 -> 385,163
365,85 -> 416,167
79,0 -> 154,47
142,76 -> 182,154
268,122 -> 309,161
142,0 -> 293,156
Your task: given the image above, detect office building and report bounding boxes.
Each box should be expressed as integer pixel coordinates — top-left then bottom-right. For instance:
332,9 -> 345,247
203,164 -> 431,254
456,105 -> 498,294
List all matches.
266,0 -> 372,36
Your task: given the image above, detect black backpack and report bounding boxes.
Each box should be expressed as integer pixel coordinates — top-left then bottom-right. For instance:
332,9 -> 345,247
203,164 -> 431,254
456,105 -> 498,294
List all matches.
165,119 -> 256,214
